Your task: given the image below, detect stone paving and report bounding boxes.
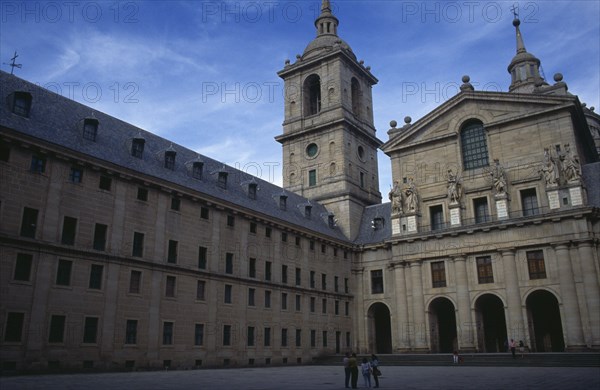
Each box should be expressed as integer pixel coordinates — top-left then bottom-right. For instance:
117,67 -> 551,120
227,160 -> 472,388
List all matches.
1,365 -> 599,390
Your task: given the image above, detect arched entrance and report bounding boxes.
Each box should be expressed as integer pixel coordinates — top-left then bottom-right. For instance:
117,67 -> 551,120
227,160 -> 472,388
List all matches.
428,297 -> 457,353
474,294 -> 507,352
526,290 -> 565,352
367,303 -> 392,354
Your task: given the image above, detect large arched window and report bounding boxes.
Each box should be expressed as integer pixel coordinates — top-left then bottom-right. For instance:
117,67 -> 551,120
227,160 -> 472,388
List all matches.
460,121 -> 489,170
351,77 -> 361,116
304,74 -> 321,116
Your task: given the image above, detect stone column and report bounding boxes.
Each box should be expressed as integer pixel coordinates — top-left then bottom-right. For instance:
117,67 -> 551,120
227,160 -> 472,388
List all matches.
410,261 -> 428,351
501,249 -> 525,341
577,241 -> 600,347
392,262 -> 410,351
453,256 -> 475,351
554,243 -> 585,349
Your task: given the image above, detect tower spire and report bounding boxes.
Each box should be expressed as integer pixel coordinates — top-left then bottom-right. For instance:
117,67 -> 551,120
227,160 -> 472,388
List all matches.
315,0 -> 338,36
507,6 -> 546,93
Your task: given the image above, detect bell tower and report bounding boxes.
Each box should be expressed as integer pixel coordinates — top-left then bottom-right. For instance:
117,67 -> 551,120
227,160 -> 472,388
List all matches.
276,0 -> 382,239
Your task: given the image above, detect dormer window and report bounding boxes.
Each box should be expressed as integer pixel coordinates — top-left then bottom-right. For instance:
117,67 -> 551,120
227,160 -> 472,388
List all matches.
10,91 -> 32,117
83,118 -> 99,141
192,162 -> 203,180
248,183 -> 257,200
371,217 -> 384,230
164,150 -> 176,170
131,138 -> 144,158
218,172 -> 228,189
279,195 -> 288,211
305,205 -> 312,218
328,215 -> 336,229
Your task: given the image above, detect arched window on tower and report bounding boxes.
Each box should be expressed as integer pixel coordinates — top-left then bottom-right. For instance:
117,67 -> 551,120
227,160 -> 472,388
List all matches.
460,120 -> 489,170
351,78 -> 361,117
304,75 -> 321,116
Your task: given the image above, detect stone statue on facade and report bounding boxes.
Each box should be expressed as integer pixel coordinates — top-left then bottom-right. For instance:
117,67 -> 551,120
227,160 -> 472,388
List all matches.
562,143 -> 581,183
489,159 -> 507,196
389,180 -> 403,215
404,177 -> 419,213
447,169 -> 462,203
540,147 -> 559,187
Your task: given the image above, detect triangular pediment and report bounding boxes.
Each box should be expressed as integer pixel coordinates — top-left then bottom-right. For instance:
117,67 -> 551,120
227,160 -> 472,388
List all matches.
382,91 -> 578,153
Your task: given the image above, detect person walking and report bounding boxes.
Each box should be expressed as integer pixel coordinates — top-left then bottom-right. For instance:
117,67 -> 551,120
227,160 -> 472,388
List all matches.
370,354 -> 380,388
343,352 -> 351,388
509,339 -> 517,359
519,340 -> 525,358
360,357 -> 372,388
349,353 -> 359,389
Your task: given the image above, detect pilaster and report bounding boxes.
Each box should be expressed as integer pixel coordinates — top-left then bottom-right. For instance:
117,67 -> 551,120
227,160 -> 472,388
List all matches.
453,256 -> 475,351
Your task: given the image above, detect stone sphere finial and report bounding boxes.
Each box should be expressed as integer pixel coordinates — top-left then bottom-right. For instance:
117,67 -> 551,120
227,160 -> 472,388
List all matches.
513,18 -> 520,27
296,54 -> 301,60
404,116 -> 412,125
359,60 -> 364,65
553,73 -> 563,82
462,75 -> 470,83
590,107 -> 595,112
285,59 -> 290,65
582,103 -> 587,108
390,120 -> 397,128
366,66 -> 371,71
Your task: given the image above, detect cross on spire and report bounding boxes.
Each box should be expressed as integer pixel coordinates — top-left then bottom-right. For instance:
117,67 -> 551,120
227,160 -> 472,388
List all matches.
4,51 -> 22,75
510,3 -> 519,19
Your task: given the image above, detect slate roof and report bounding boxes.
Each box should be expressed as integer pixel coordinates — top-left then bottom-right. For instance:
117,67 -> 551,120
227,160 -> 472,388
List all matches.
354,202 -> 392,245
0,71 -> 350,243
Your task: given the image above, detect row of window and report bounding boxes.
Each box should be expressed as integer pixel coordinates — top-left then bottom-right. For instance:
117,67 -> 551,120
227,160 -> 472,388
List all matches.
369,250 -> 547,294
3,313 -> 350,350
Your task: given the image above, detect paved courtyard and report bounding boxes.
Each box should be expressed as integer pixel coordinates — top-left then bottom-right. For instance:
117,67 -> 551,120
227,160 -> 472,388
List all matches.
1,365 -> 599,390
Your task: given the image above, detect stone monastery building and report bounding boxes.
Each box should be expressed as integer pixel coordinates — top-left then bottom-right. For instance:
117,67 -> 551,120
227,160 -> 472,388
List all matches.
1,1 -> 599,371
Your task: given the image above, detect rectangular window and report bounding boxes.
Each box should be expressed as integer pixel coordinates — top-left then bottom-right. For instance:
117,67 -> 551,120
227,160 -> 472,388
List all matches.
227,215 -> 235,227
281,328 -> 288,347
247,326 -> 255,346
93,223 -> 107,251
295,267 -> 301,286
264,327 -> 271,347
248,288 -> 255,306
281,265 -> 288,284
61,216 -> 77,245
265,261 -> 272,281
321,273 -> 327,290
346,332 -> 351,348
137,187 -> 148,201
20,207 -> 38,238
360,171 -> 365,188
129,270 -> 141,294
310,271 -> 315,288
250,222 -> 257,234
249,258 -> 256,278
264,290 -> 271,308
88,264 -> 103,289
476,256 -> 494,284
192,162 -> 203,180
430,205 -> 444,231
281,232 -> 287,242
295,294 -> 301,311
56,259 -> 72,286
344,278 -> 349,293
0,140 -> 10,162
225,253 -> 234,274
132,232 -> 144,257
163,322 -> 173,345
167,240 -> 178,264
345,301 -> 349,316
14,253 -> 33,281
196,280 -> 206,300
371,270 -> 384,294
296,329 -> 302,347
308,169 -> 317,186
310,297 -> 316,312
224,284 -> 232,304
527,250 -> 547,279
321,244 -> 326,254
521,188 -> 539,216
431,261 -> 447,288
83,317 -> 99,343
334,276 -> 339,292
265,227 -> 272,238
30,155 -> 46,173
194,324 -> 204,346
322,331 -> 328,347
4,312 -> 25,342
281,293 -> 288,310
310,240 -> 315,250
198,246 -> 208,269
165,276 -> 176,297
322,298 -> 327,314
125,320 -> 138,344
170,197 -> 180,211
223,325 -> 231,346
48,315 -> 66,343
474,197 -> 490,224
69,167 -> 83,183
165,153 -> 175,170
131,139 -> 144,158
335,300 -> 340,315
310,330 -> 316,347
99,175 -> 112,191
200,206 -> 209,220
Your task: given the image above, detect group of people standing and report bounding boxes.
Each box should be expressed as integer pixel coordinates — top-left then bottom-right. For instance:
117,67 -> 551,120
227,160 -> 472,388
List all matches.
343,353 -> 381,388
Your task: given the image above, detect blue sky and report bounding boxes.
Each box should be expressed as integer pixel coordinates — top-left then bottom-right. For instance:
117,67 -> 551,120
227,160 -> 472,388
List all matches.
1,1 -> 599,195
